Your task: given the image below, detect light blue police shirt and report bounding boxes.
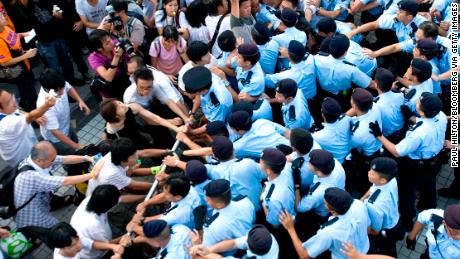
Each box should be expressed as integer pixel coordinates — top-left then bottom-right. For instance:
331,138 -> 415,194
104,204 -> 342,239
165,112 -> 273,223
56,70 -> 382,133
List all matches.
236,62 -> 265,96
312,115 -> 352,163
364,178 -> 400,231
378,14 -> 427,42
201,75 -> 233,122
373,91 -> 405,136
405,79 -> 434,113
160,187 -> 202,229
258,40 -> 280,75
350,106 -> 383,156
345,40 -> 378,76
290,141 -> 322,192
273,27 -> 307,70
281,90 -> 313,130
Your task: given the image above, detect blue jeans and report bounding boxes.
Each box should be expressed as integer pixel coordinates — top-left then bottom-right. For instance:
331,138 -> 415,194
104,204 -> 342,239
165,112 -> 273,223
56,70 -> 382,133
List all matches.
36,38 -> 74,80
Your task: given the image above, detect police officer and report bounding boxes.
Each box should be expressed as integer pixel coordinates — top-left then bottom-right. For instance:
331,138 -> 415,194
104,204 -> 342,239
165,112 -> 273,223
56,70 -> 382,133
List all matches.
205,136 -> 266,212
413,39 -> 442,95
402,58 -> 434,113
406,204 -> 460,258
233,44 -> 265,101
348,88 -> 383,197
202,179 -> 255,256
363,157 -> 402,257
295,150 -> 346,239
275,79 -> 313,130
289,128 -> 322,196
259,148 -> 296,258
256,0 -> 281,31
279,187 -> 370,258
316,17 -> 377,76
231,99 -> 273,122
265,40 -> 317,101
373,68 -> 405,142
369,92 -> 447,230
189,224 -> 280,258
314,34 -> 375,110
312,97 -> 352,164
183,66 -> 233,123
252,22 -> 280,75
345,0 -> 427,43
184,160 -> 211,206
228,110 -> 290,159
138,220 -> 192,259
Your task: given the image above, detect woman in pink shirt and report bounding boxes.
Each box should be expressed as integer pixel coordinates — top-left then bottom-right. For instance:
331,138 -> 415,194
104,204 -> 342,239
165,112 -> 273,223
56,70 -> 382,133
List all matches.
149,25 -> 189,84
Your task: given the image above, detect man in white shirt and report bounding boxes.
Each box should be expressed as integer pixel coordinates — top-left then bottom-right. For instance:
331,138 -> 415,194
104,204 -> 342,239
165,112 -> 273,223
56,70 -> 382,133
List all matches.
0,89 -> 55,168
36,69 -> 91,155
206,0 -> 231,57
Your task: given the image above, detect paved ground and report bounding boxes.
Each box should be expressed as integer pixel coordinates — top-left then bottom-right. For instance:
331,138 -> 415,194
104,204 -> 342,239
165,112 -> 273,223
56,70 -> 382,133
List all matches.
0,62 -> 458,259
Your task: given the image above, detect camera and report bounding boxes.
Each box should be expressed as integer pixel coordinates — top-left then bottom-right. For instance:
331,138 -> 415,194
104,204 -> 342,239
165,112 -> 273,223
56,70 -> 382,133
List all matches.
105,5 -> 123,31
116,37 -> 134,55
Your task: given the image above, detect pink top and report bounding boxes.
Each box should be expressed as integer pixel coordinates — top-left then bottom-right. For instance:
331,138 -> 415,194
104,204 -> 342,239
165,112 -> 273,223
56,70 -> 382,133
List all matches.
149,36 -> 186,75
88,39 -> 128,78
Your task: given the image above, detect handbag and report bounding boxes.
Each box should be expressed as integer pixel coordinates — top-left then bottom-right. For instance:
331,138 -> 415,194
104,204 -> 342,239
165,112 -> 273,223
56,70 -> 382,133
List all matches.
0,38 -> 23,80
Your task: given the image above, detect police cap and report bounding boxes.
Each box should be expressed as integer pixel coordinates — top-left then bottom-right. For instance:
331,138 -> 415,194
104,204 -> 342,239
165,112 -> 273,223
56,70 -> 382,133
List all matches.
375,68 -> 395,87
416,39 -> 438,52
321,97 -> 342,117
288,40 -> 306,61
204,179 -> 231,198
238,43 -> 259,57
352,88 -> 373,111
317,17 -> 337,34
228,110 -> 252,130
247,225 -> 273,255
183,66 -> 212,93
261,148 -> 286,167
212,136 -> 234,160
370,157 -> 398,179
185,160 -> 208,183
398,0 -> 419,15
275,78 -> 298,97
329,34 -> 350,58
143,220 -> 168,238
290,128 -> 313,154
324,187 -> 353,215
309,149 -> 334,173
280,8 -> 298,27
206,121 -> 228,136
419,92 -> 443,117
444,205 -> 460,230
253,21 -> 272,39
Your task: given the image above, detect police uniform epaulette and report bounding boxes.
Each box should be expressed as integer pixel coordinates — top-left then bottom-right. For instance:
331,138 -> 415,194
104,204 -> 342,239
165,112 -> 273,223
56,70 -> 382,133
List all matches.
308,182 -> 321,195
209,92 -> 220,106
266,5 -> 277,14
373,96 -> 380,103
343,60 -> 356,67
318,51 -> 329,56
393,17 -> 399,23
288,105 -> 296,121
235,158 -> 243,162
368,189 -> 381,204
405,88 -> 416,100
350,121 -> 360,134
232,194 -> 247,201
320,217 -> 339,229
408,121 -> 423,131
253,99 -> 264,110
208,161 -> 220,165
265,184 -> 275,201
204,212 -> 220,227
163,204 -> 178,215
158,248 -> 168,259
338,114 -> 345,120
409,22 -> 418,38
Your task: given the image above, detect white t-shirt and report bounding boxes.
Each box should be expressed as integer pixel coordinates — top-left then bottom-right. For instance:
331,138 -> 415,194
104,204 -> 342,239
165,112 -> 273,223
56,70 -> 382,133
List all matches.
53,237 -> 93,259
124,67 -> 183,107
75,0 -> 108,34
177,59 -> 217,92
36,83 -> 72,144
205,15 -> 231,57
86,153 -> 132,196
179,12 -> 210,44
0,112 -> 37,167
70,197 -> 111,259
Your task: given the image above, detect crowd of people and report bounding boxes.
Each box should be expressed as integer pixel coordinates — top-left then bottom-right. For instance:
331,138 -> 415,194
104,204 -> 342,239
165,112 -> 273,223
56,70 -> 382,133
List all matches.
0,0 -> 458,258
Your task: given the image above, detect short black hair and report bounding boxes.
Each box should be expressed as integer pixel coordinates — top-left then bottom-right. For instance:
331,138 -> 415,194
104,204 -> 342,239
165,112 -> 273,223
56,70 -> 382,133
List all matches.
164,176 -> 191,198
40,68 -> 66,91
187,41 -> 209,63
207,0 -> 225,16
288,51 -> 304,64
133,67 -> 154,83
323,112 -> 340,123
87,184 -> 120,215
185,0 -> 207,28
262,160 -> 285,175
417,46 -> 439,60
251,28 -> 270,45
48,222 -> 78,249
418,21 -> 439,39
412,62 -> 432,83
112,0 -> 128,12
128,55 -> 145,67
240,51 -> 260,66
218,30 -> 236,52
376,78 -> 393,93
352,97 -> 373,112
110,138 -> 137,165
88,29 -> 111,52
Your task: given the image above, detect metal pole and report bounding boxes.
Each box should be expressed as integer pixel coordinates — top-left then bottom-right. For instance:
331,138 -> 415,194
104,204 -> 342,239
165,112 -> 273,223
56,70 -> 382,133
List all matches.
144,139 -> 181,201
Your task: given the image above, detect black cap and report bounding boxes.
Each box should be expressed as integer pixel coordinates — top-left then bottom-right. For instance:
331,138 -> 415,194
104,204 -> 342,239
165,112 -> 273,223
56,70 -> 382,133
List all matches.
319,37 -> 331,53
253,21 -> 272,39
247,225 -> 273,255
143,220 -> 168,238
288,40 -> 306,61
231,101 -> 254,118
290,128 -> 313,154
206,121 -> 228,136
204,179 -> 231,198
261,148 -> 286,166
212,136 -> 234,160
309,149 -> 334,173
329,34 -> 349,58
375,68 -> 395,87
228,110 -> 251,130
416,39 -> 438,52
411,58 -> 432,73
280,8 -> 298,26
317,17 -> 337,34
238,43 -> 259,57
370,157 -> 398,179
185,160 -> 208,183
444,205 -> 460,230
324,187 -> 353,215
352,88 -> 373,111
321,97 -> 342,117
276,78 -> 298,97
398,0 -> 419,15
183,66 -> 212,93
419,92 -> 442,117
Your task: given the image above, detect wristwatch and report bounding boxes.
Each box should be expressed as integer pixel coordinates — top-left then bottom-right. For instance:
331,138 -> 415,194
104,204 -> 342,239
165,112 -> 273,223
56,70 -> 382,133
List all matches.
109,64 -> 118,69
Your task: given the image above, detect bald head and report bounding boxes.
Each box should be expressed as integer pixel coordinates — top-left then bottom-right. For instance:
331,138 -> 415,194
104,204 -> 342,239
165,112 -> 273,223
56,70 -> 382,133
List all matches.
31,141 -> 56,162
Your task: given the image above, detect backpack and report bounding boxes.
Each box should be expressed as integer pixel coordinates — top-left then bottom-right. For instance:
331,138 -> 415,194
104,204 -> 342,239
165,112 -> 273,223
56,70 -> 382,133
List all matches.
0,165 -> 36,219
